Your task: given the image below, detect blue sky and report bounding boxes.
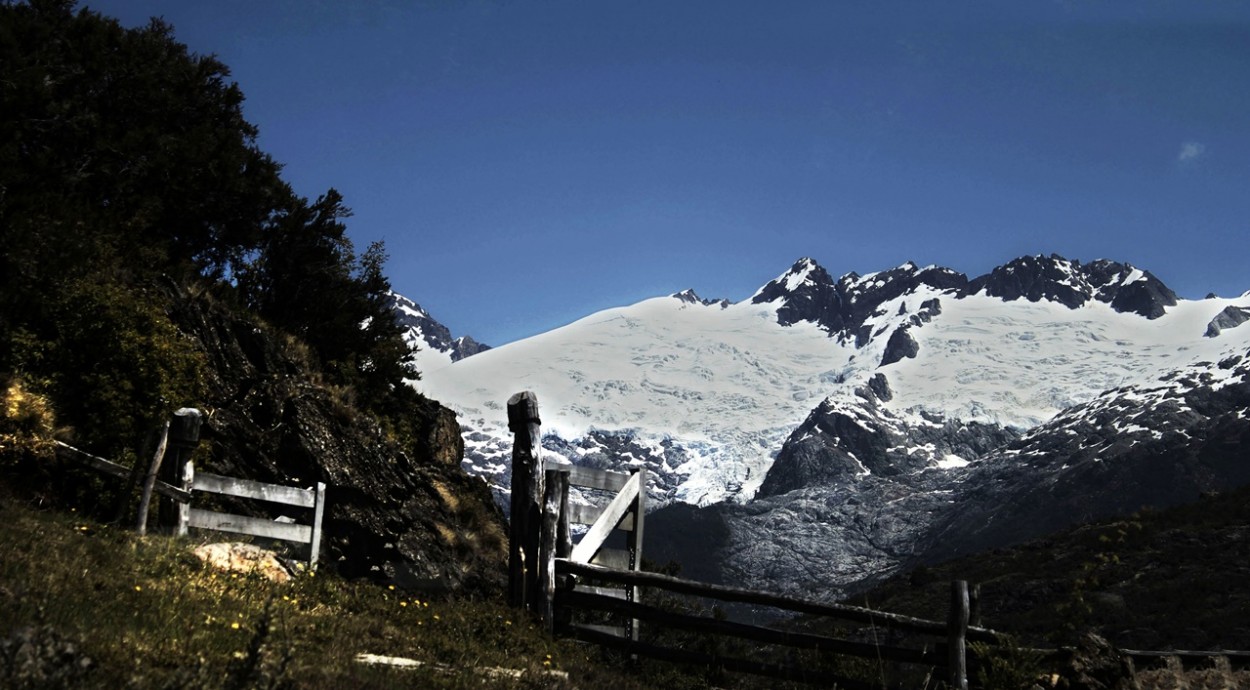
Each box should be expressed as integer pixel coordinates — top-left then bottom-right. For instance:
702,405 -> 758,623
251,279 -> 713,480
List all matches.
87,1 -> 1250,346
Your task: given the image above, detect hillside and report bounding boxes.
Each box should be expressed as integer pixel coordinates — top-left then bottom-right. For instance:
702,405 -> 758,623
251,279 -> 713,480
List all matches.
852,482 -> 1250,653
0,1 -> 506,590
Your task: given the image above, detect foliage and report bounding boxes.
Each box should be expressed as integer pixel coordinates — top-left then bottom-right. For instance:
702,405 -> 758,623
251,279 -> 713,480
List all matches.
970,637 -> 1043,690
235,189 -> 417,412
0,376 -> 58,466
10,277 -> 207,458
0,0 -> 422,465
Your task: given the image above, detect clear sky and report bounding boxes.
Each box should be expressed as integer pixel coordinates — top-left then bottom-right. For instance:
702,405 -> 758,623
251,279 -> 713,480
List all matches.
85,0 -> 1250,346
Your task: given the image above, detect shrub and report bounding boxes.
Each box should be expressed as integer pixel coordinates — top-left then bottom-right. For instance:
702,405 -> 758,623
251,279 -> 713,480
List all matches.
0,377 -> 58,466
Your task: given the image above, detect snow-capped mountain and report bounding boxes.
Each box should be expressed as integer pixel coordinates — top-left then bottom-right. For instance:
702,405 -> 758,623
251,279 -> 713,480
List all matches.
389,292 -> 490,373
407,255 -> 1250,598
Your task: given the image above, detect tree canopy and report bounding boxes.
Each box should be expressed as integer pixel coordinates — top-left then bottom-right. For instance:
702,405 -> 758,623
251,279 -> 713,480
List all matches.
1,0 -> 417,458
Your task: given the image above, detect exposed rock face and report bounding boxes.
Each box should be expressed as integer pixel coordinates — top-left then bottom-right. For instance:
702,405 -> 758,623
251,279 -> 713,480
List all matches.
166,287 -> 506,591
879,326 -> 919,366
1206,305 -> 1250,337
673,289 -> 730,308
752,258 -> 967,339
449,335 -> 490,361
967,255 -> 1177,319
389,292 -> 490,362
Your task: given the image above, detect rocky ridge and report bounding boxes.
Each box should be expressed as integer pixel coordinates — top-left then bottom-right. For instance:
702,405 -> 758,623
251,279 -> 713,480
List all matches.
409,253 -> 1250,599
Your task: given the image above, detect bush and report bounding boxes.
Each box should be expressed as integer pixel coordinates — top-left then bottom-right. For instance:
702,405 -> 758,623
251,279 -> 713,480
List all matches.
0,377 -> 58,466
5,277 -> 206,459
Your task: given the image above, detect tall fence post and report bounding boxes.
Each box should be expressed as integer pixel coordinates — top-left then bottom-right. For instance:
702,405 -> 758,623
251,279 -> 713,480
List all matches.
948,579 -> 970,690
540,469 -> 569,633
507,391 -> 544,611
309,481 -> 326,568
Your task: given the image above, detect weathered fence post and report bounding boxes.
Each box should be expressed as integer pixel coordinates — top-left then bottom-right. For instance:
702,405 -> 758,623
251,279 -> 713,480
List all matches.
507,391 -> 545,611
948,579 -> 970,690
540,469 -> 569,633
627,467 -> 647,643
309,481 -> 326,568
135,421 -> 171,536
167,408 -> 203,535
969,582 -> 982,628
176,459 -> 194,537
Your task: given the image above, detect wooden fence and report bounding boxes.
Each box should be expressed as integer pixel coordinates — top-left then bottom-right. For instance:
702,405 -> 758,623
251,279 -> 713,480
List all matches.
56,418 -> 326,567
505,389 -> 1250,688
178,465 -> 326,567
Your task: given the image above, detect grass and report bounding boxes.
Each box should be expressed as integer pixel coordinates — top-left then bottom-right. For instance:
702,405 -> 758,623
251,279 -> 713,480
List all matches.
0,489 -> 955,690
0,493 -> 649,689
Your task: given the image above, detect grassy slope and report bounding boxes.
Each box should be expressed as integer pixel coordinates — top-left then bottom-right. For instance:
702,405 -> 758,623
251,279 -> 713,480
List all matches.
0,492 -> 657,690
848,483 -> 1250,652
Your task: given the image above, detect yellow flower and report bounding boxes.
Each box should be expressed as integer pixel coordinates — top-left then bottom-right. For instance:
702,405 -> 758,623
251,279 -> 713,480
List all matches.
400,601 -> 408,607
388,585 -> 395,590
133,585 -> 141,592
230,622 -> 240,630
505,620 -> 512,626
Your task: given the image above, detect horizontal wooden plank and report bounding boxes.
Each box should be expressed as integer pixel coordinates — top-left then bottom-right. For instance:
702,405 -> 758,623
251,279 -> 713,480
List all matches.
194,472 -> 315,508
557,560 -> 1005,643
563,624 -> 880,690
566,502 -> 634,531
561,590 -> 942,667
566,465 -> 630,493
568,623 -> 626,639
188,508 -> 311,543
588,547 -> 631,570
575,584 -> 628,600
56,441 -> 190,503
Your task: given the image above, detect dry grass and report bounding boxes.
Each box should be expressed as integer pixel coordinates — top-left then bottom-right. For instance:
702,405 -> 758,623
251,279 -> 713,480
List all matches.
0,494 -> 651,689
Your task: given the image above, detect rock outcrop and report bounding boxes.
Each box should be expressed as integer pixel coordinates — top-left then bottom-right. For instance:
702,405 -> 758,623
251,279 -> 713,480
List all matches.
166,285 -> 507,592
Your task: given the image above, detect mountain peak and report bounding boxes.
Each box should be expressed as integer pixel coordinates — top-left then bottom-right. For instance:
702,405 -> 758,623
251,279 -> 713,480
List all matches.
967,254 -> 1177,318
388,291 -> 489,364
751,257 -> 840,328
673,289 -> 730,308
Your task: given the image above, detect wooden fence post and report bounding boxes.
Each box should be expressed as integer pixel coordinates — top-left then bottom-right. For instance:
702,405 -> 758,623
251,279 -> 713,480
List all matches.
507,391 -> 544,611
540,469 -> 569,633
135,421 -> 171,536
948,580 -> 970,690
627,467 -> 647,643
176,459 -> 194,537
309,481 -> 326,568
970,582 -> 982,628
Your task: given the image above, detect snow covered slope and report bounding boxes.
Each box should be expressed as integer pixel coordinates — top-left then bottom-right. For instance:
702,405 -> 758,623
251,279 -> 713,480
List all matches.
413,255 -> 1250,513
417,292 -> 845,505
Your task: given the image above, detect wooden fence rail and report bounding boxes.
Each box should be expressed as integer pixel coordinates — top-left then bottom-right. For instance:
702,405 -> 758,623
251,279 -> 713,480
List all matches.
554,558 -> 972,688
506,389 -> 1250,687
56,430 -> 326,567
179,466 -> 326,567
